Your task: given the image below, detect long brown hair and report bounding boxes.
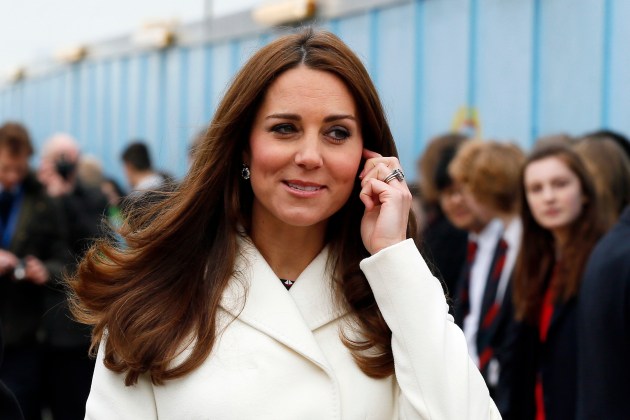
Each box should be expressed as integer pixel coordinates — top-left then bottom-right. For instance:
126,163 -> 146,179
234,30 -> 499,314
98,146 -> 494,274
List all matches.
513,144 -> 605,323
68,28 -> 413,385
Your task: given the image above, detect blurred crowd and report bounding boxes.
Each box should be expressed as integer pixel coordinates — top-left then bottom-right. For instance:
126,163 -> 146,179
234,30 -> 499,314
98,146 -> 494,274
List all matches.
0,121 -> 176,420
413,129 -> 630,420
1,119 -> 629,420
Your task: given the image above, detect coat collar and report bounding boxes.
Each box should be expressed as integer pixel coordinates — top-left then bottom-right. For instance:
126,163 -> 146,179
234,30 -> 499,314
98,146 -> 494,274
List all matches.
219,236 -> 348,370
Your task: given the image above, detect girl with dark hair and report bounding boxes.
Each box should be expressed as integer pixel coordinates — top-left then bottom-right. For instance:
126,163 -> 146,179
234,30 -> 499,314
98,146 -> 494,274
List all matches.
69,28 -> 498,419
510,145 -> 606,420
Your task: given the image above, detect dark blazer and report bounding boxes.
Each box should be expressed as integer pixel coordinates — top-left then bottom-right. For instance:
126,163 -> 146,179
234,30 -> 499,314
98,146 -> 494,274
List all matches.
0,173 -> 68,348
577,205 -> 630,419
41,181 -> 107,348
422,208 -> 467,299
507,293 -> 578,420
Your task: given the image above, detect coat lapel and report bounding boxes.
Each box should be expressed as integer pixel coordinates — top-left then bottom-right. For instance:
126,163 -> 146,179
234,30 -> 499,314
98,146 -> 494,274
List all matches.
287,250 -> 347,331
220,237 -> 347,372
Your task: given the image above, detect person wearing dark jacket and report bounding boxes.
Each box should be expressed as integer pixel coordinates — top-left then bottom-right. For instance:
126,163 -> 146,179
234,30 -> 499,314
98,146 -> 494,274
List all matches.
0,122 -> 68,420
510,145 -> 605,420
37,133 -> 108,420
577,205 -> 630,419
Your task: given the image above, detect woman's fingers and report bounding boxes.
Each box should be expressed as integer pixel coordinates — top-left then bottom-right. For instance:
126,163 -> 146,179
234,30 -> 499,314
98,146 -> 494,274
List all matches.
358,150 -> 412,254
360,162 -> 406,189
359,179 -> 381,211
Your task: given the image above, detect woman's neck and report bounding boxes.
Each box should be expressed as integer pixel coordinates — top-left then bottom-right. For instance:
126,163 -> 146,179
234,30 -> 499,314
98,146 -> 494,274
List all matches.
250,221 -> 327,281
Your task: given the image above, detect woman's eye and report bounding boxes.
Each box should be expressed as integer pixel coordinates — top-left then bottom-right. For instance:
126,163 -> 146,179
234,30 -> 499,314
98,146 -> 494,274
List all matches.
552,179 -> 568,188
271,124 -> 296,135
327,126 -> 350,142
527,184 -> 541,194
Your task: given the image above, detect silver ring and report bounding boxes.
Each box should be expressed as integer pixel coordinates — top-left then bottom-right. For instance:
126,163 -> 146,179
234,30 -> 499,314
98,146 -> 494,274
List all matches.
383,168 -> 405,184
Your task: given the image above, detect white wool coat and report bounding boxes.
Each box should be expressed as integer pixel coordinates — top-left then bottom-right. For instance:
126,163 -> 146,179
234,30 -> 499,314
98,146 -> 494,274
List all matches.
86,239 -> 501,419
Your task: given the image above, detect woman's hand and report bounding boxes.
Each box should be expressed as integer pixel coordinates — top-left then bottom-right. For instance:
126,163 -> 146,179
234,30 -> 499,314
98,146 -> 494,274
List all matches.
359,149 -> 412,254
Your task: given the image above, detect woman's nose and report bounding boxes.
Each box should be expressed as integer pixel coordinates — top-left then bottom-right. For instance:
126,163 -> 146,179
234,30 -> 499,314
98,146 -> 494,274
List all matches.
541,185 -> 555,201
294,134 -> 323,170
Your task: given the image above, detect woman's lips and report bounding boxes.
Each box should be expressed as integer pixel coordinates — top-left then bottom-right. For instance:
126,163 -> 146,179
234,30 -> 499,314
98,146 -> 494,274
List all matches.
543,208 -> 560,216
283,180 -> 326,196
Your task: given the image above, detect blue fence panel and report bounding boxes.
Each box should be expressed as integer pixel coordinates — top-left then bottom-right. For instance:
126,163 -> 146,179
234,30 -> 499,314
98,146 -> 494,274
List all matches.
176,47 -> 192,177
37,76 -> 52,148
186,46 -> 209,139
608,0 -> 630,137
235,36 -> 263,71
127,55 -> 144,141
421,0 -> 470,145
110,58 -> 124,173
22,80 -> 36,144
202,44 -> 215,125
25,79 -> 40,147
476,0 -> 532,148
537,0 -> 604,137
209,42 -> 235,119
69,64 -> 82,144
374,3 -> 416,176
100,61 -> 116,176
114,58 -> 130,159
84,63 -> 98,158
335,13 -> 371,73
142,52 -> 162,168
159,47 -> 182,177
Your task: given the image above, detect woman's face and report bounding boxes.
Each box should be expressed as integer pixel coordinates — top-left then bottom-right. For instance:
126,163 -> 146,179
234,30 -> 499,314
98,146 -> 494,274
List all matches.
524,156 -> 585,234
246,65 -> 363,232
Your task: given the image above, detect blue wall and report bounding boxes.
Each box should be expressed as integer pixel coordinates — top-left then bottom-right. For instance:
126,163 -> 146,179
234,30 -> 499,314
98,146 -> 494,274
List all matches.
1,0 -> 629,185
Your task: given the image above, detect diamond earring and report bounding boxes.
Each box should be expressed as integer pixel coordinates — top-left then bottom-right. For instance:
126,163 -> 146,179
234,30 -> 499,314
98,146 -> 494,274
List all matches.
241,164 -> 250,180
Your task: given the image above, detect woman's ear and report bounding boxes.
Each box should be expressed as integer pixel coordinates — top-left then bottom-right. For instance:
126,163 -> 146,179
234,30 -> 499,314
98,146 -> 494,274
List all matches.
242,149 -> 250,166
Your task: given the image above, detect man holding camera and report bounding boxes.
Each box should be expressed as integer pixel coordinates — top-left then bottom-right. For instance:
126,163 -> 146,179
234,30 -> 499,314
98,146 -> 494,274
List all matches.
37,133 -> 108,420
0,122 -> 68,420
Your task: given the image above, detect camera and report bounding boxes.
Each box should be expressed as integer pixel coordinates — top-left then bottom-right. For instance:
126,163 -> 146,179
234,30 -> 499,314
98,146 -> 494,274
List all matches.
55,155 -> 76,181
13,259 -> 26,281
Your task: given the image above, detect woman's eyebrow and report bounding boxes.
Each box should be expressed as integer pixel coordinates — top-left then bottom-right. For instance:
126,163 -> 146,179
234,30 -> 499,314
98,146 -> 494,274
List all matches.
323,114 -> 356,123
266,113 -> 300,120
265,113 -> 356,122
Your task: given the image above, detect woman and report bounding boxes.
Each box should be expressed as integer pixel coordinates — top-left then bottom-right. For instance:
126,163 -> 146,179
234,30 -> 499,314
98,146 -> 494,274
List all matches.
511,145 -> 605,419
69,28 -> 498,419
